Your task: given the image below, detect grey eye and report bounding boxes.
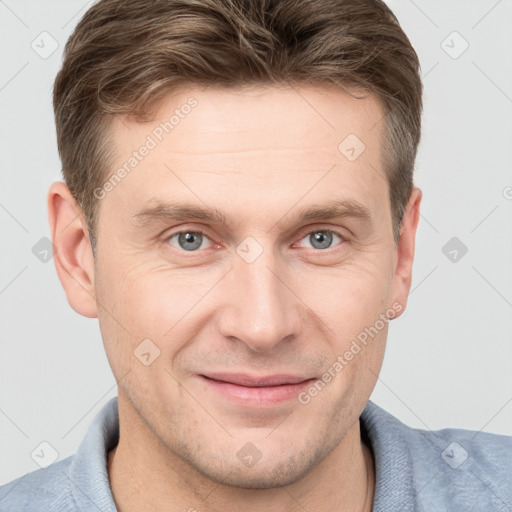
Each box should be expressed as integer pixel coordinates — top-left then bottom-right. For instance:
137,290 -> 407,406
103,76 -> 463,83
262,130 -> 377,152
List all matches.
301,230 -> 342,250
168,231 -> 210,251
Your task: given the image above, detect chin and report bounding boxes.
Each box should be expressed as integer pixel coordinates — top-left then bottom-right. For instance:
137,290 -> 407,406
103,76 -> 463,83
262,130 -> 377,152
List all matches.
188,448 -> 322,490
201,465 -> 307,489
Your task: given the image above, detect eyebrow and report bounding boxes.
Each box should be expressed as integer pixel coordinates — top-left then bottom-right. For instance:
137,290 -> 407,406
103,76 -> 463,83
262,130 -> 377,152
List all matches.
132,198 -> 373,230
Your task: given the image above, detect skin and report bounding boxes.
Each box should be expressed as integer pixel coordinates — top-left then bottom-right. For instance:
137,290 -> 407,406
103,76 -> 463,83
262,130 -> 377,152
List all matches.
48,84 -> 421,512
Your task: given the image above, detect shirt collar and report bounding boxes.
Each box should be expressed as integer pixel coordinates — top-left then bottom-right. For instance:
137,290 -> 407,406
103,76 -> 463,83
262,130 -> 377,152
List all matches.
68,396 -> 417,511
68,396 -> 119,511
360,400 -> 418,511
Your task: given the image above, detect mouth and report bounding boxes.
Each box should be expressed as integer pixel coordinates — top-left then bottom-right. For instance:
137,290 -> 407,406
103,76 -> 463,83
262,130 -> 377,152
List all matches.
198,373 -> 316,407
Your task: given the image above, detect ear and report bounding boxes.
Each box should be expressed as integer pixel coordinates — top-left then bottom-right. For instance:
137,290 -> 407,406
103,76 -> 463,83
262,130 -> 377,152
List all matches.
390,187 -> 422,318
47,181 -> 98,318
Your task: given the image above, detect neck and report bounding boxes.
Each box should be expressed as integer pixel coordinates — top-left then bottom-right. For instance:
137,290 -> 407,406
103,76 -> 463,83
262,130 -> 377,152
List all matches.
107,402 -> 375,512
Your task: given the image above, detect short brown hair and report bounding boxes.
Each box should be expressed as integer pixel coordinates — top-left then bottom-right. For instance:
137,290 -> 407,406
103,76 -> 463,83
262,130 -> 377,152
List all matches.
53,0 -> 423,253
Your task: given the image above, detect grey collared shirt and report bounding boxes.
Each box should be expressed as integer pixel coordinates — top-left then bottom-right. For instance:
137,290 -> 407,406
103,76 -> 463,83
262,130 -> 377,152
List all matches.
1,396 -> 511,511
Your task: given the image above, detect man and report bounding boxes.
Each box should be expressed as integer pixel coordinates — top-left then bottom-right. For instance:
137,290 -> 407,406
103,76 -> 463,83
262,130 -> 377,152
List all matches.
1,0 -> 510,510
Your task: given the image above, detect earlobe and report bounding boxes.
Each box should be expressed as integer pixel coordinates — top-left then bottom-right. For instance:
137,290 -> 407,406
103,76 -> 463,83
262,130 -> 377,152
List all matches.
390,187 -> 422,317
47,181 -> 98,318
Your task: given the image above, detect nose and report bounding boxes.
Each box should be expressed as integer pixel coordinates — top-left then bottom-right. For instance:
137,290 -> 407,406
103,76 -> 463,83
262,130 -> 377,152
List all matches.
217,243 -> 303,353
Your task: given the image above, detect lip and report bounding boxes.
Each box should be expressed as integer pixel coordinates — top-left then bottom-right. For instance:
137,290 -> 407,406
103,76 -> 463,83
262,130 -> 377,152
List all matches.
198,373 -> 315,407
202,372 -> 311,387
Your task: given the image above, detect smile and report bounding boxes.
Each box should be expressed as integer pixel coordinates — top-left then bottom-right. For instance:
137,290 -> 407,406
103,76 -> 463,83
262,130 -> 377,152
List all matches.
198,373 -> 316,407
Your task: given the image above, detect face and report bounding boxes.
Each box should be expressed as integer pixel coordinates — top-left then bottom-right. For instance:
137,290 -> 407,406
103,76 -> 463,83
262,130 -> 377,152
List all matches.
53,84 -> 420,488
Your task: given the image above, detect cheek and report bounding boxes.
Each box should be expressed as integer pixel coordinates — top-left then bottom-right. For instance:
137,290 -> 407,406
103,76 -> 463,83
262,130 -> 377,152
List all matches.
96,257 -> 212,347
95,242 -> 394,359
296,258 -> 393,337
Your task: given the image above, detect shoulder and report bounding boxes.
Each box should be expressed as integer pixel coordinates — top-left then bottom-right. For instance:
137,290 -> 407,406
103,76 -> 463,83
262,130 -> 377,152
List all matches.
409,424 -> 512,509
416,422 -> 512,471
0,457 -> 76,512
362,400 -> 512,509
0,397 -> 120,512
363,399 -> 512,468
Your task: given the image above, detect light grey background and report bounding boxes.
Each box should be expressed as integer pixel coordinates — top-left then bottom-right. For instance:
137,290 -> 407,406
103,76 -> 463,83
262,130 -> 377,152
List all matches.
1,0 -> 511,485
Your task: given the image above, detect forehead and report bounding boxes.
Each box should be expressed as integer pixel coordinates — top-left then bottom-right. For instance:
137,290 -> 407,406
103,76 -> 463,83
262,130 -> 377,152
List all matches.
110,83 -> 384,161
102,84 -> 388,225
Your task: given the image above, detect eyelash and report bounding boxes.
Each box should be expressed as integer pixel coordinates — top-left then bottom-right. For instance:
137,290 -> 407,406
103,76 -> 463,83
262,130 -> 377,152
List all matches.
164,227 -> 346,254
